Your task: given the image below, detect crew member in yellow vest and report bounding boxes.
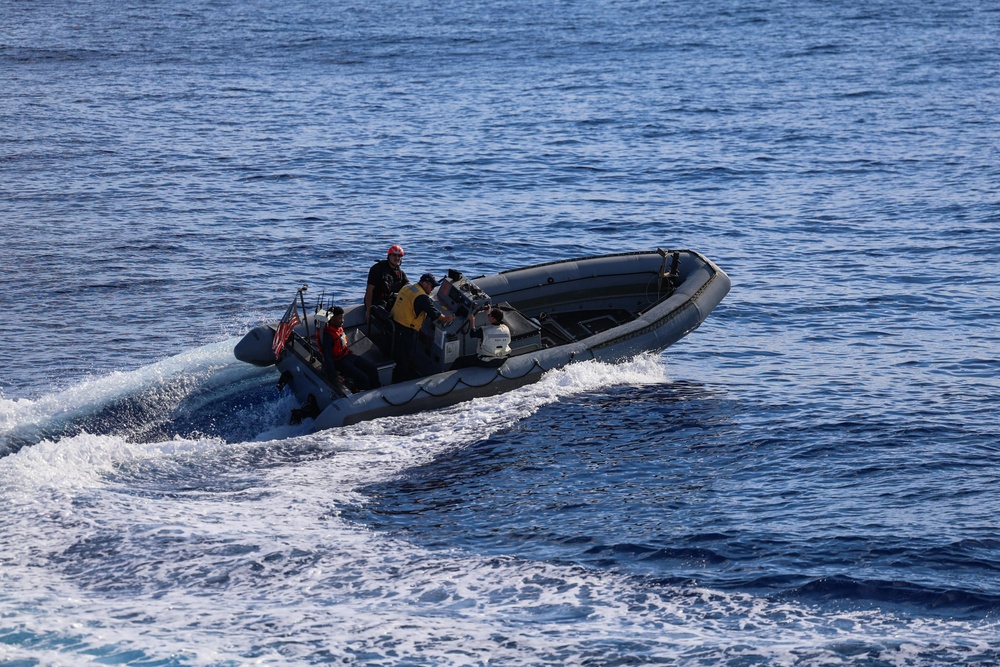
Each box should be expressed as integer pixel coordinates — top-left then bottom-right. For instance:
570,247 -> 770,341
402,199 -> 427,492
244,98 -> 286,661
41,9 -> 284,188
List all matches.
390,273 -> 455,379
453,307 -> 512,369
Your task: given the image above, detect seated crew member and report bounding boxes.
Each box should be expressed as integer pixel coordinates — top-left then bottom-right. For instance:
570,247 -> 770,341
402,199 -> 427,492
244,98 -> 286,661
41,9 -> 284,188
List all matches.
453,307 -> 512,369
318,306 -> 381,390
390,273 -> 455,379
365,244 -> 408,323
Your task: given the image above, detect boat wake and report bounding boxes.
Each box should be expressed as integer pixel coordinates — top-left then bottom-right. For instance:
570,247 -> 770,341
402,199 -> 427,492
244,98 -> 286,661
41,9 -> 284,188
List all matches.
0,341 -> 672,458
2,352 -> 998,665
0,340 -> 285,457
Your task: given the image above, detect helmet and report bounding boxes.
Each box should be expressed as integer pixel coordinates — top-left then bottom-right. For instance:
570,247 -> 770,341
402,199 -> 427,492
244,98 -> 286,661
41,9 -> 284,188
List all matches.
388,244 -> 404,257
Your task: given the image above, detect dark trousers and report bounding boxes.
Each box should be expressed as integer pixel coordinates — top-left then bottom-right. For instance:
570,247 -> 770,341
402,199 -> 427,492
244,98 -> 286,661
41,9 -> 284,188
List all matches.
322,337 -> 381,390
392,327 -> 415,382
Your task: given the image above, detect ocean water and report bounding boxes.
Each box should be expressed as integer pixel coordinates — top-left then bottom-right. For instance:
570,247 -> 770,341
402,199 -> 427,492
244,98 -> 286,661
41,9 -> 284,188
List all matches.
2,0 -> 999,664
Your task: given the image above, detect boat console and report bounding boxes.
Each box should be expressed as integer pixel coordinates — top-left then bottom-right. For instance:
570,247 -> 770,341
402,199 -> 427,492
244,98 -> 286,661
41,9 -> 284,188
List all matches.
361,270 -> 543,379
414,270 -> 541,375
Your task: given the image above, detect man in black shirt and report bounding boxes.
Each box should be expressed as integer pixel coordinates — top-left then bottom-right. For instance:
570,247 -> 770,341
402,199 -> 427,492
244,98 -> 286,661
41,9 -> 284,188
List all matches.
364,244 -> 408,322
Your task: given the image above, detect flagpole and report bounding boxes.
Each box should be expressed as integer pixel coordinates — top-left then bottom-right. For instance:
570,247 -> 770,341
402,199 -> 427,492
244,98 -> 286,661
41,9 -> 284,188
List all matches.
298,284 -> 310,345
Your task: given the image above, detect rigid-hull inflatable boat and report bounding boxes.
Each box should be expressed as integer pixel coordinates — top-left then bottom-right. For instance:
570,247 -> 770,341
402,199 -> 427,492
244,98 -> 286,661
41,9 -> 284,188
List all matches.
234,249 -> 730,431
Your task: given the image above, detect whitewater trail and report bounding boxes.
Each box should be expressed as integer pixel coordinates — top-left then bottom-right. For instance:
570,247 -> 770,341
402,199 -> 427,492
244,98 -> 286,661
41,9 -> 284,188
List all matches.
2,353 -> 998,665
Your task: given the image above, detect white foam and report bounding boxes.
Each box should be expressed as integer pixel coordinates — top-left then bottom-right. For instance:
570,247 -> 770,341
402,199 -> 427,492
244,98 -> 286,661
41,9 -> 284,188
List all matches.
0,355 -> 665,530
0,339 -> 260,450
274,354 -> 671,492
2,518 -> 996,666
1,431 -> 217,492
4,354 -> 994,665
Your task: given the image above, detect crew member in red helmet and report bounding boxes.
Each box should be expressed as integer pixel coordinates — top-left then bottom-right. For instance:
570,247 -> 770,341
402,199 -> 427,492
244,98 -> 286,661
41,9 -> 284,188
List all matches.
364,244 -> 409,322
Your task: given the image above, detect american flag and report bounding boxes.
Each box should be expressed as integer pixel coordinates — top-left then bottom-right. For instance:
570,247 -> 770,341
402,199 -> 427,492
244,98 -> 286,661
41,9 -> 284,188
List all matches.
272,297 -> 300,359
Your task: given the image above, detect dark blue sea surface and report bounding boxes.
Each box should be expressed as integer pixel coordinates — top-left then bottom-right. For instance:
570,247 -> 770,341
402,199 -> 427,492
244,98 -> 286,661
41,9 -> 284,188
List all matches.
2,0 -> 999,664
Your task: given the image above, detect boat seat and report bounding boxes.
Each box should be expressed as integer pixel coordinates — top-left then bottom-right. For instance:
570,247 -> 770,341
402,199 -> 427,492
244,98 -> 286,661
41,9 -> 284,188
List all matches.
538,317 -> 577,346
346,328 -> 396,388
497,302 -> 543,356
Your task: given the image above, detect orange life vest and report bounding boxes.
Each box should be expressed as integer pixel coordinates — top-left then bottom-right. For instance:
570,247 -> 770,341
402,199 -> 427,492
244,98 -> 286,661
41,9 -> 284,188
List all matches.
316,323 -> 350,361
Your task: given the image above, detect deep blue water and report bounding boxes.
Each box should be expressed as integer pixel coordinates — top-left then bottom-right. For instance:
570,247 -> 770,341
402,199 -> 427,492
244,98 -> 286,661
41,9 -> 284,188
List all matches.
2,0 -> 1000,664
